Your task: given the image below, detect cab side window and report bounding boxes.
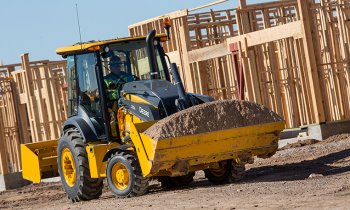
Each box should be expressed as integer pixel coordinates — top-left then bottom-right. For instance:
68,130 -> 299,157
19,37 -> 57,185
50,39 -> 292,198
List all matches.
76,53 -> 100,116
67,56 -> 77,116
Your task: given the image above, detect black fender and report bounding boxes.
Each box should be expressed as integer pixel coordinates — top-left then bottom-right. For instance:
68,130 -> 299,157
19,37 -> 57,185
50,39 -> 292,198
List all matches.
103,144 -> 134,162
62,117 -> 99,143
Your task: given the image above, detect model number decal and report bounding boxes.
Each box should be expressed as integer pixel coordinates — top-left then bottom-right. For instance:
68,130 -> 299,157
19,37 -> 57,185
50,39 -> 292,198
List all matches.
139,107 -> 150,117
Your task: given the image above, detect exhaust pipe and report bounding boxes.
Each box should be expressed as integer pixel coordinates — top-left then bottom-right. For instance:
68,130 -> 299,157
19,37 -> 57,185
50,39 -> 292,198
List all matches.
146,30 -> 159,80
146,30 -> 190,110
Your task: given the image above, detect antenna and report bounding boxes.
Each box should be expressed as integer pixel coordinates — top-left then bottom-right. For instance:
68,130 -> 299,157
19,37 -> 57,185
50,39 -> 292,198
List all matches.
75,4 -> 83,48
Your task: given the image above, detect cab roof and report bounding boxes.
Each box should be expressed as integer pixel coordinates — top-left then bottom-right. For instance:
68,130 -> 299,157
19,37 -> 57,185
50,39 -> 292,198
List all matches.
56,34 -> 167,56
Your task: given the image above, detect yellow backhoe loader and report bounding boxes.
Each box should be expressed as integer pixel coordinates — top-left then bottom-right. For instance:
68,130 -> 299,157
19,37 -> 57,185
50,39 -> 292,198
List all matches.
21,28 -> 284,201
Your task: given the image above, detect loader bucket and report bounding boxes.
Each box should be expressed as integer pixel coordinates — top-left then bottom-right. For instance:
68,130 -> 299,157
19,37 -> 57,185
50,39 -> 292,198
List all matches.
21,140 -> 58,183
130,121 -> 285,177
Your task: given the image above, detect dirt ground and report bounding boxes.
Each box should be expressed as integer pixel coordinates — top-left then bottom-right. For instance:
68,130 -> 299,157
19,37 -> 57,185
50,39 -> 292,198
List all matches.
1,134 -> 350,210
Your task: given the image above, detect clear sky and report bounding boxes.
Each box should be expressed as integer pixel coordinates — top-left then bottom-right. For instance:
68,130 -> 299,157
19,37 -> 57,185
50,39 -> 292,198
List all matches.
0,0 -> 265,65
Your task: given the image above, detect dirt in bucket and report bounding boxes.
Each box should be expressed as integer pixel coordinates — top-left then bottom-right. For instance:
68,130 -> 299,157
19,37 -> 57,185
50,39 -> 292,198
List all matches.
143,99 -> 283,140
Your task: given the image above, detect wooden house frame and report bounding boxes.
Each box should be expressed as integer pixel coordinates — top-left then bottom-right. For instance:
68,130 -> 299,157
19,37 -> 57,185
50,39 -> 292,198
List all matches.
129,0 -> 350,129
0,54 -> 66,174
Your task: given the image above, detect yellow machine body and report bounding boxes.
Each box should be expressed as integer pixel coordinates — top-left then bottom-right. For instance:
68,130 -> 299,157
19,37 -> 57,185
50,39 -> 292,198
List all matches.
129,121 -> 285,177
74,119 -> 284,179
20,140 -> 119,182
20,119 -> 284,182
21,140 -> 58,183
85,142 -> 119,178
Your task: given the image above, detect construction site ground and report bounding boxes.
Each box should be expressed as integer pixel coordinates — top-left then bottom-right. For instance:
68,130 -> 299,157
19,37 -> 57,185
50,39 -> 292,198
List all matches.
1,134 -> 350,210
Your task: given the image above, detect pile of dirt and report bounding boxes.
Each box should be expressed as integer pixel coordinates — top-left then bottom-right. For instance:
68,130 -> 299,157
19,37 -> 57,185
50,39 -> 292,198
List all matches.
144,100 -> 283,140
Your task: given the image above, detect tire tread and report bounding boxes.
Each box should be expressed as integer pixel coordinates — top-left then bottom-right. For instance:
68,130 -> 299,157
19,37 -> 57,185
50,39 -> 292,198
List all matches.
58,128 -> 103,202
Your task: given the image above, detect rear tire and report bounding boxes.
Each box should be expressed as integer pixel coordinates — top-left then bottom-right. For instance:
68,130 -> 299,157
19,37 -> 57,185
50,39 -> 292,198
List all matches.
204,160 -> 245,184
106,152 -> 149,197
159,172 -> 195,188
57,128 -> 103,202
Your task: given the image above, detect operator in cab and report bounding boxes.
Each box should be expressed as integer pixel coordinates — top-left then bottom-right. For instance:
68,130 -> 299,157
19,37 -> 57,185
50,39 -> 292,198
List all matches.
104,54 -> 134,138
104,55 -> 134,101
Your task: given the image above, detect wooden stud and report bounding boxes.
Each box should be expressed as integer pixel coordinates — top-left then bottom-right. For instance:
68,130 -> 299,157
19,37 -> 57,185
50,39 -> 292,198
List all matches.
298,0 -> 326,123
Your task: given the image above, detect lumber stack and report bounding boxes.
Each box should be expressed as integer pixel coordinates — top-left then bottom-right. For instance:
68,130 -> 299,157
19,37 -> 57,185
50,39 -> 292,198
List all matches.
0,54 -> 67,174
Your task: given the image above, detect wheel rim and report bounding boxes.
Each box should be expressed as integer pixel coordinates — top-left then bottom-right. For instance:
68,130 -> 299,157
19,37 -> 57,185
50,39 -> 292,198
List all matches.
61,148 -> 76,187
209,161 -> 228,176
111,162 -> 130,191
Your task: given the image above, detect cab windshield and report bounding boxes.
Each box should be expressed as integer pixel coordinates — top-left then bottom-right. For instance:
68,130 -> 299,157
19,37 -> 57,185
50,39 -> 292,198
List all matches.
101,40 -> 167,80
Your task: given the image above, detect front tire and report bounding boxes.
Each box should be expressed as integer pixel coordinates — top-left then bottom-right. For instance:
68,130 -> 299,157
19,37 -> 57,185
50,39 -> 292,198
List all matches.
204,160 -> 245,184
57,128 -> 103,202
106,152 -> 149,197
